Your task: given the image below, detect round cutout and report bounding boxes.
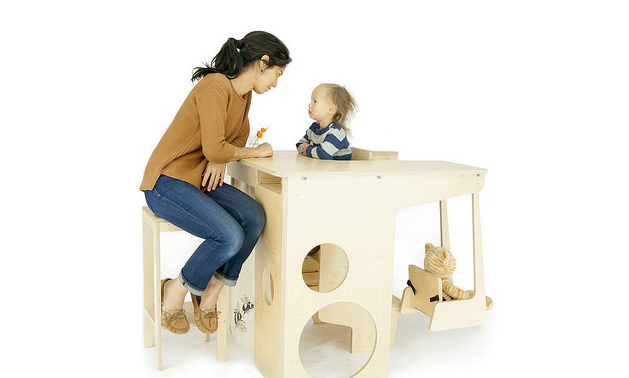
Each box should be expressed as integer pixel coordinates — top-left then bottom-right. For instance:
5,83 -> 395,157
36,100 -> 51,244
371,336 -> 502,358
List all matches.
299,302 -> 375,377
301,243 -> 349,293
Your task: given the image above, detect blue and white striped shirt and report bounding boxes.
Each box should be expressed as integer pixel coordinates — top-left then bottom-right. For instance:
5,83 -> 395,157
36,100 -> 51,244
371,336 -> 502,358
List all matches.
296,122 -> 352,160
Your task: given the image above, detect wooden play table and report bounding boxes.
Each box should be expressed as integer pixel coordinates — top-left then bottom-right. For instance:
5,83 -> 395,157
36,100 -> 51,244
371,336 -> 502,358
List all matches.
227,151 -> 487,377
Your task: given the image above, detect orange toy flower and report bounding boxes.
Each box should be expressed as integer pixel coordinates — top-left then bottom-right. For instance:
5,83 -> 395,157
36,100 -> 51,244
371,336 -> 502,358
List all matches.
248,127 -> 268,147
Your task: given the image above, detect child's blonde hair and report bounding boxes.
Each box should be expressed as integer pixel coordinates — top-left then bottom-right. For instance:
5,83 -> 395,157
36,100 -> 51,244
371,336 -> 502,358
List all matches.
320,84 -> 357,134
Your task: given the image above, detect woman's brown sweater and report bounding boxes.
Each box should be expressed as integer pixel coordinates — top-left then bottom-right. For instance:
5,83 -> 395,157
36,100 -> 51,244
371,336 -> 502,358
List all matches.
140,74 -> 251,191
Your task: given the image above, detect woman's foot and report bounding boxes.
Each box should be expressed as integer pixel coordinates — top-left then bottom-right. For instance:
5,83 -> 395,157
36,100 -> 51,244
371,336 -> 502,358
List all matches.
190,276 -> 225,334
163,278 -> 187,309
160,279 -> 190,334
199,276 -> 225,309
191,294 -> 220,334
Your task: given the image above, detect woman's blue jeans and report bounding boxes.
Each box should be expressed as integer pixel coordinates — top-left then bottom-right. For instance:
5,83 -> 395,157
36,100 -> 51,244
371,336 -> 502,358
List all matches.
144,175 -> 265,296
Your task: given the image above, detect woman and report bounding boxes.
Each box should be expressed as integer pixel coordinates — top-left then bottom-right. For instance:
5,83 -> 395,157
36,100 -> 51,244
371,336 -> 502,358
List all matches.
140,31 -> 291,335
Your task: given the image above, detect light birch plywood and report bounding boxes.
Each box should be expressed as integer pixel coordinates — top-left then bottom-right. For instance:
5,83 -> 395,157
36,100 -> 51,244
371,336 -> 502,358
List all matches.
229,178 -> 257,349
400,193 -> 487,331
283,173 -> 398,378
142,206 -> 228,370
227,151 -> 488,377
314,149 -> 400,354
351,147 -> 398,161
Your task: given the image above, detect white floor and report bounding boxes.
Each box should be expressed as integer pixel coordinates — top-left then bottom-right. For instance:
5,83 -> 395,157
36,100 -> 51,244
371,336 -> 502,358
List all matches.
128,301 -> 615,378
137,310 -> 499,378
8,273 -> 625,378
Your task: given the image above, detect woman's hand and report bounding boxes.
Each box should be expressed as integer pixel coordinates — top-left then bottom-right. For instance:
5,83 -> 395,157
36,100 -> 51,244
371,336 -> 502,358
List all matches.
202,161 -> 226,191
256,142 -> 273,158
232,143 -> 273,161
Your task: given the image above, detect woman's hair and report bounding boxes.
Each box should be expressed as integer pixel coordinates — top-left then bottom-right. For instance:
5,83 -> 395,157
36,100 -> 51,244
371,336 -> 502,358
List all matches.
191,31 -> 291,82
321,84 -> 357,133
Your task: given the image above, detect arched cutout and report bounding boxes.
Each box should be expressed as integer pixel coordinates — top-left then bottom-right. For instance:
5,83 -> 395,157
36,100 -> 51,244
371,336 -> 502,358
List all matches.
299,302 -> 375,377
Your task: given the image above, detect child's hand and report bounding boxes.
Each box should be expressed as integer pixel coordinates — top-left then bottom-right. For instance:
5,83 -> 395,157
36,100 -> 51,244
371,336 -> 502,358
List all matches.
301,141 -> 314,155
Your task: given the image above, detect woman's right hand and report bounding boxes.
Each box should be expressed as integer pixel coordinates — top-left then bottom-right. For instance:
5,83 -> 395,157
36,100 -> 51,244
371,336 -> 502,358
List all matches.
202,161 -> 226,191
256,142 -> 273,158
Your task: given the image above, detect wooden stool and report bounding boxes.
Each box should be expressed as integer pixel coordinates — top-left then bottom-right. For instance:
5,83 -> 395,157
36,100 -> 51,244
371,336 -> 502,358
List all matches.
142,206 -> 227,370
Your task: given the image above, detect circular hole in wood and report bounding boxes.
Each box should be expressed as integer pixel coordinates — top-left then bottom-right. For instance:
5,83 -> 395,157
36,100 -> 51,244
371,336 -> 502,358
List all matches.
301,243 -> 349,293
299,302 -> 375,377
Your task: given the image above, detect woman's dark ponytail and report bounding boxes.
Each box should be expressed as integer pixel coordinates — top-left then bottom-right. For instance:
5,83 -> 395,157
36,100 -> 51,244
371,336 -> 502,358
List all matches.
192,31 -> 291,82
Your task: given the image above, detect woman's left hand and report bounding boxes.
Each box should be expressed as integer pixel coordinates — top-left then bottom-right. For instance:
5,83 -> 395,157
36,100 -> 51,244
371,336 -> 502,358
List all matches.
202,161 -> 226,191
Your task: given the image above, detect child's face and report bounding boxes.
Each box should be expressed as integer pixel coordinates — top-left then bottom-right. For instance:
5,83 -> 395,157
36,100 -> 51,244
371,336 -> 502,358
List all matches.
308,86 -> 336,124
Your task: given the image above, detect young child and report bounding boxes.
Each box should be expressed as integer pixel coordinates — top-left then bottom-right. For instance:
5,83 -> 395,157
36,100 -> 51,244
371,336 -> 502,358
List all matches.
296,84 -> 356,160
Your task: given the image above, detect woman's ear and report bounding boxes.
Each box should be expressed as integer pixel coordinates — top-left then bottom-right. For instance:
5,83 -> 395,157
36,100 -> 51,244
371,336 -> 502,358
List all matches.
259,55 -> 270,72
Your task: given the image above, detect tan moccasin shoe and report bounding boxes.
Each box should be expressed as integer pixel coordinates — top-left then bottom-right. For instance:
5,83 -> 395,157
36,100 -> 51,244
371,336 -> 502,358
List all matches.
160,279 -> 190,335
191,294 -> 220,334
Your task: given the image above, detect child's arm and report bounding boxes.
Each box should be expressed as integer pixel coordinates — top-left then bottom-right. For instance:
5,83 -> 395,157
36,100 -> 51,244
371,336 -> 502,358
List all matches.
296,132 -> 311,154
305,127 -> 352,160
299,141 -> 313,155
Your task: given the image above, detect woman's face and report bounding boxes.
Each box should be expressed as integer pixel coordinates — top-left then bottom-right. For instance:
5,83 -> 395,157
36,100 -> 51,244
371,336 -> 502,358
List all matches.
253,64 -> 285,94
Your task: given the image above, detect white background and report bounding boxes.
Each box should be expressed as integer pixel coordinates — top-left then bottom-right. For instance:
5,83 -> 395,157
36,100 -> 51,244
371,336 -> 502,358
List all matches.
2,0 -> 628,376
